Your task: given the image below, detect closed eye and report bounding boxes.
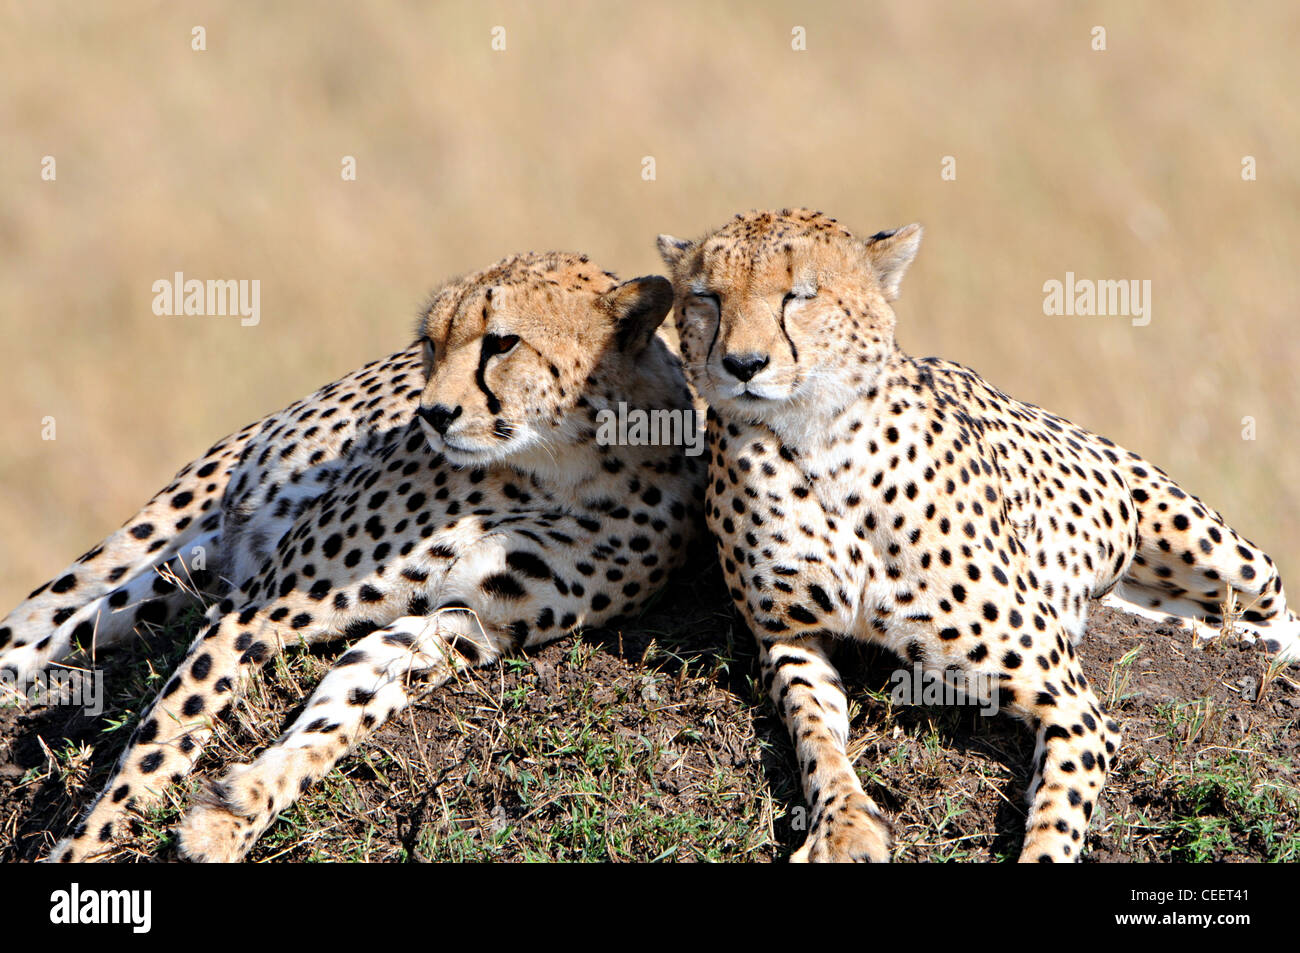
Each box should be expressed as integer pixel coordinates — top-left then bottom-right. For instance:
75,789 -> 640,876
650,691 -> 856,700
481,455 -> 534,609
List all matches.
783,289 -> 817,306
483,333 -> 520,357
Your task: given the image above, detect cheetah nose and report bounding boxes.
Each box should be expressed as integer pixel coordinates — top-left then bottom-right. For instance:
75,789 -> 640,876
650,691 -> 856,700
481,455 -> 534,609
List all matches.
722,353 -> 770,382
419,404 -> 462,436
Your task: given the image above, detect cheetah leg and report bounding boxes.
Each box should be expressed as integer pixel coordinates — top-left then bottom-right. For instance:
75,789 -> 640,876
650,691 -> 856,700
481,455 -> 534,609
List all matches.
1,427 -> 254,671
44,601 -> 290,862
1013,663 -> 1121,863
177,610 -> 502,862
1108,463 -> 1298,660
177,518 -> 650,862
761,636 -> 892,863
0,531 -> 222,692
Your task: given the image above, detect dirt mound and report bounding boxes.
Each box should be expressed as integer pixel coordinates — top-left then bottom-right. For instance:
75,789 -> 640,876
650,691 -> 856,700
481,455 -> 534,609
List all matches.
2,560 -> 1296,862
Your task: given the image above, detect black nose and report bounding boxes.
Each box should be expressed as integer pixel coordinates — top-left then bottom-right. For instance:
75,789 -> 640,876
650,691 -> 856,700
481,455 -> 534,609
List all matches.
419,403 -> 461,435
722,353 -> 770,383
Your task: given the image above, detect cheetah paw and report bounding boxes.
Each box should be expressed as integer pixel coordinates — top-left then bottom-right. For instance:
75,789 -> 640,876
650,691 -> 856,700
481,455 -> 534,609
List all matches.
791,793 -> 892,863
177,784 -> 257,863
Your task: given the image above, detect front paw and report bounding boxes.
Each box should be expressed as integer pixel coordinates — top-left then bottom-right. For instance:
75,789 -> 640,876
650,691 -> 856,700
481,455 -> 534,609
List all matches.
177,781 -> 258,863
178,802 -> 252,863
791,792 -> 892,863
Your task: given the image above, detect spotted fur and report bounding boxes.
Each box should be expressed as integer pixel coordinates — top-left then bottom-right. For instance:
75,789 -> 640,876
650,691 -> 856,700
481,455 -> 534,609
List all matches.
2,251 -> 704,862
658,208 -> 1298,862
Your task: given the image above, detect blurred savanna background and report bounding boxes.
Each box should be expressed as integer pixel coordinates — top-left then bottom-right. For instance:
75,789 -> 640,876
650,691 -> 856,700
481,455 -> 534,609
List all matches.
1,0 -> 1297,612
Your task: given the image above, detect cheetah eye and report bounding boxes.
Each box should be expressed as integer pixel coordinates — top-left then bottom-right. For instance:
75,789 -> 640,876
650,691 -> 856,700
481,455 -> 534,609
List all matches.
688,292 -> 720,312
783,289 -> 816,307
483,333 -> 520,357
421,337 -> 437,364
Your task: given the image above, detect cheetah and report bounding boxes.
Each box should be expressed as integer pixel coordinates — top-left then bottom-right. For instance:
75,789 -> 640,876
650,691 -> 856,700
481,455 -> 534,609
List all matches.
0,251 -> 704,862
656,208 -> 1298,862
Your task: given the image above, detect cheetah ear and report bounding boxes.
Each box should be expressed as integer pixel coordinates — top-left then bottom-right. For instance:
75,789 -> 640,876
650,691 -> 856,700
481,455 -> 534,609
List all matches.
599,275 -> 675,352
656,234 -> 695,273
864,223 -> 923,301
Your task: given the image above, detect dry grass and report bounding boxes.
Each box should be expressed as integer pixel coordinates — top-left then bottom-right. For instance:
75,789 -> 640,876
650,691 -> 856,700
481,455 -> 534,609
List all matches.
1,1 -> 1297,616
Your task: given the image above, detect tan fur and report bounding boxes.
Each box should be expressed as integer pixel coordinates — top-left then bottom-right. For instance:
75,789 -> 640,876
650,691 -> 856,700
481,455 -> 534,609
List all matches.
660,208 -> 1298,862
3,251 -> 705,862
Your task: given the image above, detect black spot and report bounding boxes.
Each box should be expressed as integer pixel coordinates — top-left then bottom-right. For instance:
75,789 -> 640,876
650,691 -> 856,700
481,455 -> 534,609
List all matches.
787,605 -> 817,624
807,584 -> 833,613
448,636 -> 481,664
506,551 -> 552,580
136,600 -> 168,627
481,573 -> 526,600
191,653 -> 213,681
139,751 -> 164,773
71,621 -> 93,650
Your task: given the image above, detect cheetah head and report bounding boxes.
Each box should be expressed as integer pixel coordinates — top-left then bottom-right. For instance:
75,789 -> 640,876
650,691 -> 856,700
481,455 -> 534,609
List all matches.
657,208 -> 921,428
415,251 -> 674,468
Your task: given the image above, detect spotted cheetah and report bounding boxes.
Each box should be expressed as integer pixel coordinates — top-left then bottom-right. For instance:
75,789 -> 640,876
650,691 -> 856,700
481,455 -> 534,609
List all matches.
1,251 -> 703,862
656,208 -> 1298,862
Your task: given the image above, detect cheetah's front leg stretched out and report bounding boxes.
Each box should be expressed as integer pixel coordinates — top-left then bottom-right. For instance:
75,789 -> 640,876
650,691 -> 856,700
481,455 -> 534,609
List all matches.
659,208 -> 1295,862
8,251 -> 705,862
